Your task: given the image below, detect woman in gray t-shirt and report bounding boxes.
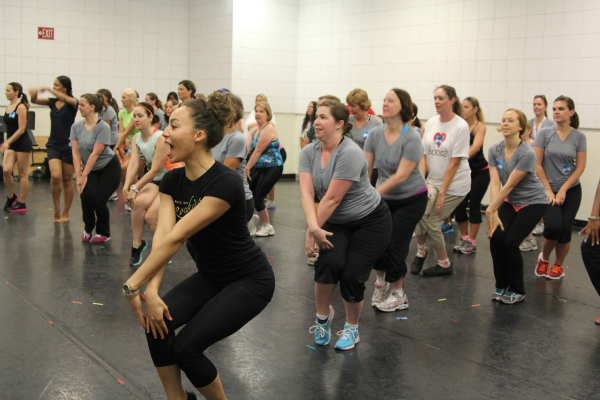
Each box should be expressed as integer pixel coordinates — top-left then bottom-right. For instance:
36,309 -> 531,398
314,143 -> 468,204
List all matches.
364,88 -> 427,313
299,100 -> 392,351
486,109 -> 548,304
533,95 -> 587,280
70,94 -> 121,243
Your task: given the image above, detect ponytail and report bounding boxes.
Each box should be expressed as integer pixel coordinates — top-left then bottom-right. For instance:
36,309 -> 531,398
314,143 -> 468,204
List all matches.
97,89 -> 119,113
570,112 -> 579,129
81,93 -> 107,116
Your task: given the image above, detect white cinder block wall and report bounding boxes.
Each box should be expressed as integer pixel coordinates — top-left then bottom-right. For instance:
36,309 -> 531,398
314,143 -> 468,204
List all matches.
1,0 -> 190,103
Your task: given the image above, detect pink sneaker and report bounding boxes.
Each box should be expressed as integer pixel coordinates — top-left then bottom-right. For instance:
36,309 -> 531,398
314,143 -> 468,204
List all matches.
82,231 -> 92,242
91,234 -> 111,243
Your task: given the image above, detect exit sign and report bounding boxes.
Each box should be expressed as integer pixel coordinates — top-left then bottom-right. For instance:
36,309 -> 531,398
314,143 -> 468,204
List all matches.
38,27 -> 54,40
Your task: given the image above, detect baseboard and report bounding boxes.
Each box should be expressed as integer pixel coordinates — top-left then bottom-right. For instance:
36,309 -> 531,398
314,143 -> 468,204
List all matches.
281,173 -> 296,181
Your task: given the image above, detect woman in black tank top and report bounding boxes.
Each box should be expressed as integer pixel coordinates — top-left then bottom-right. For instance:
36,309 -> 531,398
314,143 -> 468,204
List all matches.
2,82 -> 32,213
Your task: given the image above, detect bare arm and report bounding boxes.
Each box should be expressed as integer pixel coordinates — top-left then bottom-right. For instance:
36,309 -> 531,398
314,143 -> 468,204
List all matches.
246,124 -> 276,171
487,168 -> 528,213
29,88 -> 50,106
376,158 -> 419,196
81,143 -> 106,177
123,134 -> 141,190
223,157 -> 242,171
419,154 -> 427,177
135,135 -> 169,190
469,123 -> 486,159
40,87 -> 78,108
559,152 -> 586,193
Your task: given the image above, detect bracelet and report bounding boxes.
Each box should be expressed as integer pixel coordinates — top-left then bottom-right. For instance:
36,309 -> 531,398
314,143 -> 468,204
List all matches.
589,216 -> 600,221
310,227 -> 320,234
122,283 -> 140,299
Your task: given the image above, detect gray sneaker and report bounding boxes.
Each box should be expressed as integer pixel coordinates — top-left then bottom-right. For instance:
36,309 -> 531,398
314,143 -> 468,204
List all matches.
453,237 -> 468,252
519,237 -> 538,252
459,240 -> 476,254
491,287 -> 505,301
371,282 -> 389,307
533,223 -> 544,236
376,289 -> 409,312
500,291 -> 525,304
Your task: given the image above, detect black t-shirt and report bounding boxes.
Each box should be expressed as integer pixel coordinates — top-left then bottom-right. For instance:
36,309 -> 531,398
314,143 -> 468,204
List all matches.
48,98 -> 79,145
159,162 -> 271,285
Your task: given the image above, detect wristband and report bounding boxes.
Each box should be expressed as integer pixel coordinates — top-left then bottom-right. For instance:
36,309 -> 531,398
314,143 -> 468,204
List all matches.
310,227 -> 320,234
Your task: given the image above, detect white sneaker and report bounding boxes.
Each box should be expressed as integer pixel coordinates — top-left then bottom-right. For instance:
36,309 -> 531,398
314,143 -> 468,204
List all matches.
533,223 -> 544,236
265,199 -> 276,209
519,237 -> 538,252
255,224 -> 275,237
376,289 -> 409,312
124,203 -> 132,211
307,255 -> 318,266
453,237 -> 468,252
371,282 -> 389,307
248,214 -> 259,236
109,191 -> 118,201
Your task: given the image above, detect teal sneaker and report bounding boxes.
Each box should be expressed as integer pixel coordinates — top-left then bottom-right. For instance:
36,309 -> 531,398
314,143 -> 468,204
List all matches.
491,287 -> 505,301
334,323 -> 360,350
309,306 -> 335,346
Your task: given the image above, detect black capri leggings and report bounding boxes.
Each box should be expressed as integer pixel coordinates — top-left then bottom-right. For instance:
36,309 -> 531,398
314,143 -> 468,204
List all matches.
146,268 -> 275,388
80,155 -> 121,237
455,168 -> 490,225
249,166 -> 283,212
543,184 -> 582,244
582,239 -> 600,297
315,200 -> 392,302
374,191 -> 428,282
490,202 -> 547,295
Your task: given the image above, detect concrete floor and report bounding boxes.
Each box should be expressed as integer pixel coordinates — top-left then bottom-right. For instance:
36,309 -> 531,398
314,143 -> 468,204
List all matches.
1,179 -> 600,400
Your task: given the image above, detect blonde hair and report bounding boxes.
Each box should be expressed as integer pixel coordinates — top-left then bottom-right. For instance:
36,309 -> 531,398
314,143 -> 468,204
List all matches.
122,88 -> 138,106
256,93 -> 268,102
346,88 -> 371,111
255,101 -> 272,121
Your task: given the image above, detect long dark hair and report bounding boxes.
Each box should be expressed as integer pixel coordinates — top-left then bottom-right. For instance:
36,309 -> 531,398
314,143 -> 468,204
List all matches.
302,101 -> 317,132
146,92 -> 164,112
167,92 -> 178,103
8,82 -> 30,110
411,103 -> 421,129
56,75 -> 73,97
97,88 -> 119,113
436,85 -> 461,116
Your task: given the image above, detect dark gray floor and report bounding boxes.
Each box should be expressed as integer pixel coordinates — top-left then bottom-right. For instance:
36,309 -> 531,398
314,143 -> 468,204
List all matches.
1,179 -> 600,400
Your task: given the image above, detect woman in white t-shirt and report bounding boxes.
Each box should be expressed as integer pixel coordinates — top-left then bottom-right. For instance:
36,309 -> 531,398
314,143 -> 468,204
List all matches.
411,85 -> 471,276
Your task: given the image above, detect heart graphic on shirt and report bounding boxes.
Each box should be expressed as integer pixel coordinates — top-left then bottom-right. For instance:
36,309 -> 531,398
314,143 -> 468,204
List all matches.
434,132 -> 446,147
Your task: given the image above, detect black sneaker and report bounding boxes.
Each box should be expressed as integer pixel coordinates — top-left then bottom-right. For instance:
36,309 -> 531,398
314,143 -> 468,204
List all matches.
7,201 -> 26,213
186,392 -> 197,400
422,263 -> 454,276
410,255 -> 427,274
4,194 -> 17,212
130,240 -> 148,266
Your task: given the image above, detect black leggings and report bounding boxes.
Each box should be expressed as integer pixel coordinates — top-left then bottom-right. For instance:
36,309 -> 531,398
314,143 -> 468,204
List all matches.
315,200 -> 392,302
543,184 -> 582,244
80,155 -> 121,236
490,202 -> 547,294
455,168 -> 490,225
146,269 -> 275,388
375,192 -> 428,281
583,239 -> 600,296
249,166 -> 283,212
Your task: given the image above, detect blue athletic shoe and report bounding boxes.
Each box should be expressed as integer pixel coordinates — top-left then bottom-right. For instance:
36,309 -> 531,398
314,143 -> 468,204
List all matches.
309,306 -> 335,346
441,223 -> 454,234
334,323 -> 360,350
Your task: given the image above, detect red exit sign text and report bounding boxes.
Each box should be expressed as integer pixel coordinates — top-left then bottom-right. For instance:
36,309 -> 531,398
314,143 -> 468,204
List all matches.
38,27 -> 54,40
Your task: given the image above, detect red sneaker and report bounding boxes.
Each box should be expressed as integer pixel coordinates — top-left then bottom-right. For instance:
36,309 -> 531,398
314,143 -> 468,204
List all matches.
81,231 -> 91,242
535,253 -> 549,277
595,317 -> 600,325
91,234 -> 111,243
547,264 -> 565,280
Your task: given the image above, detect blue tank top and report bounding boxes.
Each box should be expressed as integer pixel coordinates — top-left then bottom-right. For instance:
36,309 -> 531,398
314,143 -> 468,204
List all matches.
250,123 -> 283,168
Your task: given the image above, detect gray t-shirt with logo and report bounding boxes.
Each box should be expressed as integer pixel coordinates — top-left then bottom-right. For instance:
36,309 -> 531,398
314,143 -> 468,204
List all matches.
488,141 -> 548,207
533,126 -> 587,192
348,114 -> 383,150
69,120 -> 115,170
364,124 -> 426,201
102,105 -> 119,146
211,129 -> 253,200
299,137 -> 381,224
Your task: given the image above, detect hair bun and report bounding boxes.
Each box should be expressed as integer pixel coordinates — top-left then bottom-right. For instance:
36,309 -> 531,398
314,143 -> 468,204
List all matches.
207,92 -> 236,128
344,122 -> 353,135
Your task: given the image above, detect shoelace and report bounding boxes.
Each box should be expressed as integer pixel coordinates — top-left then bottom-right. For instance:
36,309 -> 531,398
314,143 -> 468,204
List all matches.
337,327 -> 357,341
551,265 -> 564,274
309,325 -> 327,339
538,261 -> 549,272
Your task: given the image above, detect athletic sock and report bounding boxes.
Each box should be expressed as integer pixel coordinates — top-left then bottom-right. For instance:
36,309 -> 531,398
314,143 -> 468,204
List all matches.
345,323 -> 358,330
417,244 -> 428,258
461,235 -> 469,241
438,258 -> 451,268
376,274 -> 386,285
541,255 -> 549,263
316,313 -> 329,324
394,288 -> 405,297
469,238 -> 476,246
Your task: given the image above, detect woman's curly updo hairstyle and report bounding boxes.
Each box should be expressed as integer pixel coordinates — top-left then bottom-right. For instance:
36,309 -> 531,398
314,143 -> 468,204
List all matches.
182,92 -> 237,149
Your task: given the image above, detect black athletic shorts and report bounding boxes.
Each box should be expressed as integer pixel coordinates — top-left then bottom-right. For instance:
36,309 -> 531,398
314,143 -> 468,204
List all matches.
46,143 -> 73,165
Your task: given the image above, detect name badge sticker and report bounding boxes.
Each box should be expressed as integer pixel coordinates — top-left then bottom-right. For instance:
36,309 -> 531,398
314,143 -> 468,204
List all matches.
8,112 -> 16,119
562,163 -> 572,174
264,157 -> 273,164
363,130 -> 370,139
496,160 -> 503,171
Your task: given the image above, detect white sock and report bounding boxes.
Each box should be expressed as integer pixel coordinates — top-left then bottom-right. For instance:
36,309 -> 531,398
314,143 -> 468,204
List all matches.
540,254 -> 549,263
438,258 -> 450,268
376,274 -> 386,285
345,322 -> 358,329
316,313 -> 329,323
394,288 -> 405,297
417,244 -> 428,258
